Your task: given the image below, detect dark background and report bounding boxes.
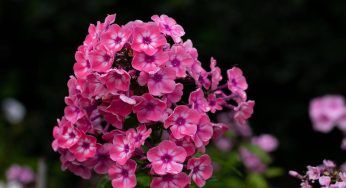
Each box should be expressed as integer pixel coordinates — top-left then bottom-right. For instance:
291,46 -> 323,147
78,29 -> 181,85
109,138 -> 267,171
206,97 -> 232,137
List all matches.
1,0 -> 346,187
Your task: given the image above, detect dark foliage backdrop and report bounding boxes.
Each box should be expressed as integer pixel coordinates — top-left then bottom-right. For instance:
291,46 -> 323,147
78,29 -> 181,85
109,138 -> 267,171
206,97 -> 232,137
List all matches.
1,0 -> 346,187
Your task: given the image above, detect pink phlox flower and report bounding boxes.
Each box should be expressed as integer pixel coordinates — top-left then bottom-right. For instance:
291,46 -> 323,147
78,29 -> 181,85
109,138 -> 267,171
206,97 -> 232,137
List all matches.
234,100 -> 255,125
215,137 -> 232,152
85,144 -> 115,174
239,147 -> 266,173
210,57 -> 222,90
166,83 -> 184,103
132,49 -> 168,74
63,102 -> 85,125
151,14 -> 185,43
73,46 -> 92,79
108,159 -> 137,188
57,122 -> 82,150
84,14 -> 115,46
102,130 -> 125,142
67,76 -> 82,96
307,166 -> 321,180
89,45 -> 114,73
251,134 -> 278,153
138,67 -> 176,96
323,159 -> 336,169
192,114 -> 213,148
147,140 -> 187,175
61,160 -> 92,179
101,69 -> 131,93
319,176 -> 331,186
81,73 -> 107,99
133,93 -> 167,123
227,67 -> 248,94
211,123 -> 229,139
166,45 -> 194,77
150,172 -> 190,188
101,24 -> 131,53
69,134 -> 97,162
110,134 -> 135,165
100,96 -> 133,117
164,105 -> 201,139
6,165 -> 35,184
132,23 -> 167,56
309,95 -> 346,133
207,94 -> 224,113
127,125 -> 152,148
169,136 -> 196,157
189,88 -> 210,113
183,39 -> 198,59
187,154 -> 213,187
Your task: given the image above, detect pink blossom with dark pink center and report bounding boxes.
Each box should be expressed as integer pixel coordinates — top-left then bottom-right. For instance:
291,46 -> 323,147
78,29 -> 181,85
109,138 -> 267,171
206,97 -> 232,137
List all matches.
234,100 -> 255,125
251,134 -> 278,153
101,24 -> 131,53
57,121 -> 82,149
210,57 -> 222,90
138,67 -> 176,96
101,69 -> 130,93
207,94 -> 224,113
165,83 -> 184,104
147,140 -> 187,175
133,93 -> 167,123
127,125 -> 152,148
132,23 -> 167,56
64,104 -> 84,124
70,134 -> 97,162
89,45 -> 114,72
73,47 -> 92,79
164,105 -> 200,139
132,49 -> 169,74
166,45 -> 194,77
110,134 -> 134,165
150,172 -> 190,188
192,114 -> 213,148
84,144 -> 114,174
108,159 -> 137,188
151,14 -> 185,43
187,154 -> 213,187
307,166 -> 321,180
227,67 -> 248,93
189,88 -> 210,113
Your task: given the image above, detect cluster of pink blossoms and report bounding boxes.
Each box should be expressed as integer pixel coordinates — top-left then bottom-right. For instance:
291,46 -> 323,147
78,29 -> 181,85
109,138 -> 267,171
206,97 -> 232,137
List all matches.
216,112 -> 278,173
6,164 -> 35,185
310,95 -> 346,149
52,13 -> 255,188
290,160 -> 346,188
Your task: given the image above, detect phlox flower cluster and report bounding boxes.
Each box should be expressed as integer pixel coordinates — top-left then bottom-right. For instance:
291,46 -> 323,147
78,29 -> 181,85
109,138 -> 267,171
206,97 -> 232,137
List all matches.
310,95 -> 346,150
6,164 -> 35,186
290,160 -> 346,188
216,111 -> 278,173
52,13 -> 255,188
